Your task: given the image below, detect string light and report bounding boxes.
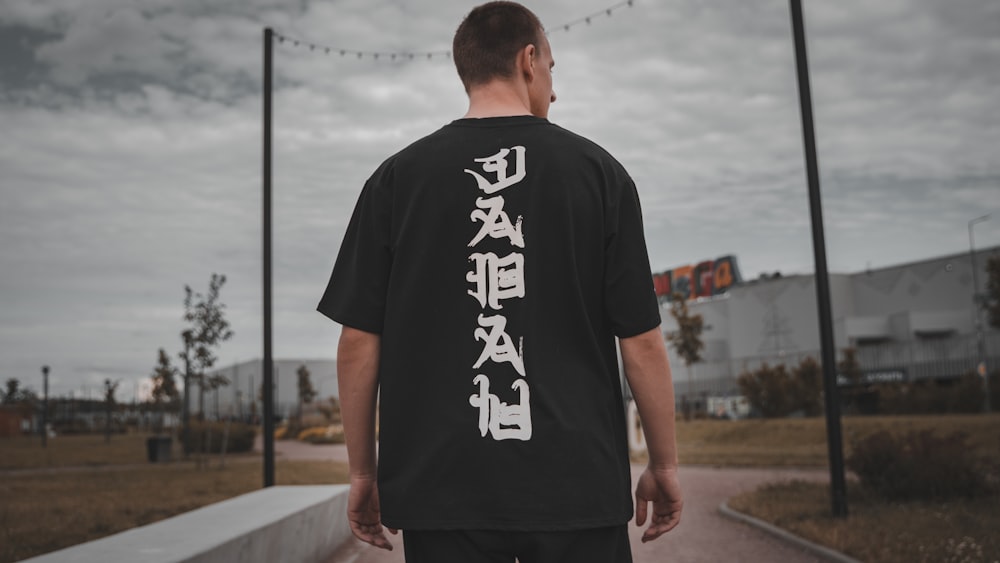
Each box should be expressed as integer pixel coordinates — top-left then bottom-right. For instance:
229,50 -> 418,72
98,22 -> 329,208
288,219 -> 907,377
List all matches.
272,0 -> 635,62
547,0 -> 635,35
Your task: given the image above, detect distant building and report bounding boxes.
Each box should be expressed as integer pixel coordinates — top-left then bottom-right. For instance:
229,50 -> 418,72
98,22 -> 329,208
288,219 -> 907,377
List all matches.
201,358 -> 337,420
201,247 -> 998,420
0,405 -> 32,437
658,245 -> 1000,404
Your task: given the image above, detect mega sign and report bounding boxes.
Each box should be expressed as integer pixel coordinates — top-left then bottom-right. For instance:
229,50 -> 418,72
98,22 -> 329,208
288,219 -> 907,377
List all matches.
652,255 -> 743,301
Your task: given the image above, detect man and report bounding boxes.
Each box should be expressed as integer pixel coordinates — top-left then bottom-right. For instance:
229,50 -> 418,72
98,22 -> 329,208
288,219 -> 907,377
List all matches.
318,2 -> 682,561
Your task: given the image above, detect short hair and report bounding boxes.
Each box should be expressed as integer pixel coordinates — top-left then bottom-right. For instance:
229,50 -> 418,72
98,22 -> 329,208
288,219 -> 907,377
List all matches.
453,2 -> 545,92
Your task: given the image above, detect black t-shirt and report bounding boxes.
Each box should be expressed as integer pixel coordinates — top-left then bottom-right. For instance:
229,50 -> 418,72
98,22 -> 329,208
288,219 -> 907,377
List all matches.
318,115 -> 660,531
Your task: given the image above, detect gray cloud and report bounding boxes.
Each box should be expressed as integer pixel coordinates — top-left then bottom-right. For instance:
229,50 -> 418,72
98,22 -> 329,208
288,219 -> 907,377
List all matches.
1,0 -> 998,397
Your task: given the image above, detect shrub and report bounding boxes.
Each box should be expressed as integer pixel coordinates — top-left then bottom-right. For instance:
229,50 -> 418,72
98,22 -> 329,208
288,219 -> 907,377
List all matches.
847,430 -> 992,501
737,358 -> 823,418
297,425 -> 345,445
275,421 -> 304,441
737,363 -> 796,418
182,422 -> 256,454
875,374 -> 994,415
792,357 -> 823,416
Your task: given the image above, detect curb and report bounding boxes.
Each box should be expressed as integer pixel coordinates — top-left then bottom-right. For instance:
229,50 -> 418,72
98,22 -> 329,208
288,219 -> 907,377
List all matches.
718,501 -> 863,563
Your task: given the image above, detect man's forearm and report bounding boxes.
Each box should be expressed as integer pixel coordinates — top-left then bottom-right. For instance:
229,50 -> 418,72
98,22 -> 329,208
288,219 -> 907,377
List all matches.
620,327 -> 678,469
337,326 -> 382,477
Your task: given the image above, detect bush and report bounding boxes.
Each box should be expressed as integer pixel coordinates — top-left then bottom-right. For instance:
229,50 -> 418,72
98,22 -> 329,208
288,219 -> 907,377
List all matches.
875,374 -> 994,415
792,357 -> 823,416
297,425 -> 345,445
183,422 -> 256,454
738,363 -> 796,418
847,430 -> 993,501
737,358 -> 823,418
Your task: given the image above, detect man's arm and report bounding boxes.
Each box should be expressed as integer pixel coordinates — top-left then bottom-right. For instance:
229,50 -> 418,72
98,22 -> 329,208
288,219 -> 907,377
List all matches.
620,326 -> 683,543
337,326 -> 395,550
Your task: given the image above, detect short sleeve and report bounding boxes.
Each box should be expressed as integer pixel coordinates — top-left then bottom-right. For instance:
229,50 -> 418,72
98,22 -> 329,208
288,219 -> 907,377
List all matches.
604,176 -> 661,337
317,165 -> 393,333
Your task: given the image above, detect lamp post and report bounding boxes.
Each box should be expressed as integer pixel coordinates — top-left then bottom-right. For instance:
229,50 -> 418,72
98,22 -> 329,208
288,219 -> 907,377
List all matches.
968,214 -> 991,413
41,366 -> 49,448
789,0 -> 847,518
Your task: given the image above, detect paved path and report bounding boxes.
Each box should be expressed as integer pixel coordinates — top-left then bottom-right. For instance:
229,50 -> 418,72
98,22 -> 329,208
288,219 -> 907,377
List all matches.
264,441 -> 833,563
262,437 -> 351,463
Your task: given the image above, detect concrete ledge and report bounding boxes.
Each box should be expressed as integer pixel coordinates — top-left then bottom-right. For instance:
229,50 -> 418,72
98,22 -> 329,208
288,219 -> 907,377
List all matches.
21,485 -> 351,563
718,501 -> 862,563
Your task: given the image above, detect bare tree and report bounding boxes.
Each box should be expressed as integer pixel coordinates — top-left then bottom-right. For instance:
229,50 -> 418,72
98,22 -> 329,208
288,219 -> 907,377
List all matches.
104,379 -> 120,443
296,364 -> 317,425
183,273 -> 234,419
151,348 -> 180,432
667,292 -> 705,418
179,273 -> 234,461
2,378 -> 37,405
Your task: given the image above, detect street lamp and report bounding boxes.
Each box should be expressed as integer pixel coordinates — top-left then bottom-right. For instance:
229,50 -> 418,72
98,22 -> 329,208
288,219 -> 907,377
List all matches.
41,366 -> 49,448
968,214 -> 991,413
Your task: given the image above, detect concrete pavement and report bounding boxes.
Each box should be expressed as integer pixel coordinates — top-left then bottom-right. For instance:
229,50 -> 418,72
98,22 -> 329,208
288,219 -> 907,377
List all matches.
262,440 -> 837,563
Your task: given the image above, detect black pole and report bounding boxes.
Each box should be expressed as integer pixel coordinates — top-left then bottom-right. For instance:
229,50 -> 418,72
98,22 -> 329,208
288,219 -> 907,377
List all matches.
182,337 -> 192,457
789,0 -> 848,518
262,27 -> 276,488
41,366 -> 49,448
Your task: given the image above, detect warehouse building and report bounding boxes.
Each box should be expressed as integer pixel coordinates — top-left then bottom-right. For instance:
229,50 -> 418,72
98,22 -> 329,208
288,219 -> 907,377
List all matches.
657,246 -> 1000,410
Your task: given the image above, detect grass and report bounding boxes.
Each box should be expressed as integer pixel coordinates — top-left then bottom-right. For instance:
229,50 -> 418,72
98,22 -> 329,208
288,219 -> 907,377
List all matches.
729,480 -> 1000,563
710,414 -> 1000,562
0,459 -> 349,563
4,415 -> 998,562
659,413 -> 1000,467
0,432 -> 181,469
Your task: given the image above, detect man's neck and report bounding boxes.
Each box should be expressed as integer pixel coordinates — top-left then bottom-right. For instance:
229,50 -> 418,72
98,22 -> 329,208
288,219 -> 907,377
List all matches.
463,81 -> 534,119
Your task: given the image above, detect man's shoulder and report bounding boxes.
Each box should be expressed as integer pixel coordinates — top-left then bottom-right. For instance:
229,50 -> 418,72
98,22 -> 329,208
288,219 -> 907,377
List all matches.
373,118 -> 628,175
546,122 -> 621,159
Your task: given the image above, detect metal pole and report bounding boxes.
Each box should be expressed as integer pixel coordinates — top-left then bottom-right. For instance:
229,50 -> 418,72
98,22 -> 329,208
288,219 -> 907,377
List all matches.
789,0 -> 848,518
182,339 -> 191,458
233,363 -> 240,419
262,27 -> 276,488
969,214 -> 991,413
41,366 -> 49,448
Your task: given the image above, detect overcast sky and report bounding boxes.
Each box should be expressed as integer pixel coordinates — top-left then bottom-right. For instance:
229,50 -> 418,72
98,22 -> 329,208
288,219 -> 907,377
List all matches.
1,0 -> 998,399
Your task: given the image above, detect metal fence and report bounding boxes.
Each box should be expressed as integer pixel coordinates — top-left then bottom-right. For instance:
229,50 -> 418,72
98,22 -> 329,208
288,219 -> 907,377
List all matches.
674,330 -> 999,400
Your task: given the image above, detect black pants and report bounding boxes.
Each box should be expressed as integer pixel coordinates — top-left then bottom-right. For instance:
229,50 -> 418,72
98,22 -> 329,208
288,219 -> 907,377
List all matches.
402,525 -> 633,563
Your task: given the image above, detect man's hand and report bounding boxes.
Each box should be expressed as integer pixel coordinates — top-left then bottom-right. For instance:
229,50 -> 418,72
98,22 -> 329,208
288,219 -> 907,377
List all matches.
634,466 -> 683,543
347,475 -> 397,550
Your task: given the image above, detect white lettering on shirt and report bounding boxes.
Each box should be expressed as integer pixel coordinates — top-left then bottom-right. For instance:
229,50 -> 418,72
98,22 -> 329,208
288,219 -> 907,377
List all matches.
464,146 -> 532,441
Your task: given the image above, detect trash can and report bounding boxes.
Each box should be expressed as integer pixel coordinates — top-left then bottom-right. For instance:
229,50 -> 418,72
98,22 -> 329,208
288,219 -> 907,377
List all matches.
146,436 -> 173,463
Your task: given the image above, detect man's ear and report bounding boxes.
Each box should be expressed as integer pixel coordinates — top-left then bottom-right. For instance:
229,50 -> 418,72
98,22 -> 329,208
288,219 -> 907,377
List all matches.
519,43 -> 537,81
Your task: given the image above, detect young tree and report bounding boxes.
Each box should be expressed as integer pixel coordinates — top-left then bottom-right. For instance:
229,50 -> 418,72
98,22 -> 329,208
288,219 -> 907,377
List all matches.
667,292 -> 705,412
104,378 -> 120,443
296,364 -> 317,425
179,273 -> 234,440
2,378 -> 23,404
206,373 -> 230,419
151,349 -> 180,432
175,274 -> 233,459
985,255 -> 1000,330
2,378 -> 38,413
